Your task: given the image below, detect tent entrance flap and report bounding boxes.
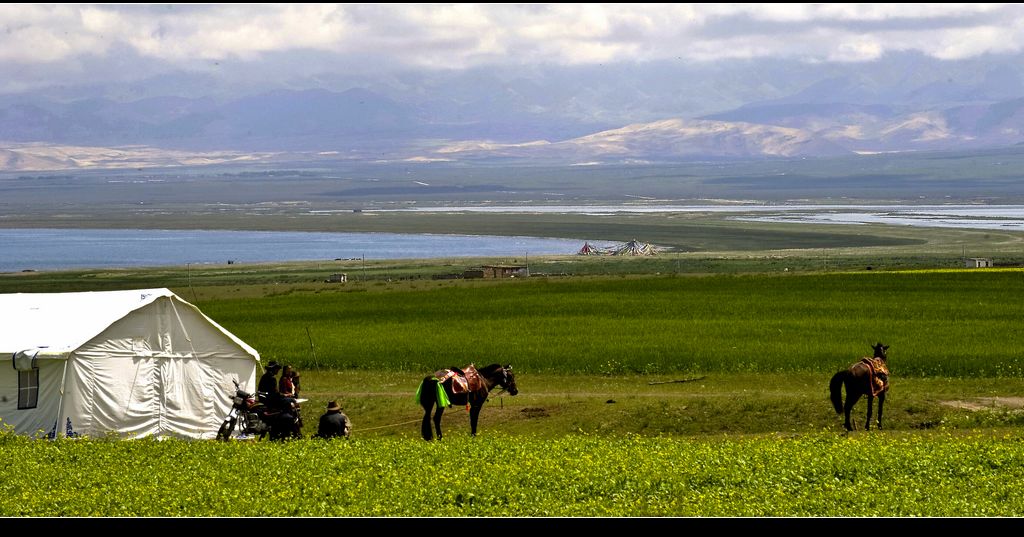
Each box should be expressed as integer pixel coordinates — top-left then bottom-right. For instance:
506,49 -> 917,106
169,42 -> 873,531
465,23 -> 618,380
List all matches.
13,349 -> 39,371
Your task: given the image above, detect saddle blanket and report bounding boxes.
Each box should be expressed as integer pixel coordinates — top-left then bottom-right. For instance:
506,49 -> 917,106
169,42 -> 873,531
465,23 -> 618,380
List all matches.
857,357 -> 890,396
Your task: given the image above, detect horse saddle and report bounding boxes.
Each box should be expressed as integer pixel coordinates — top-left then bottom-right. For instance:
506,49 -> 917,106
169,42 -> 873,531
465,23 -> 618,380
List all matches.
857,357 -> 890,396
434,364 -> 483,394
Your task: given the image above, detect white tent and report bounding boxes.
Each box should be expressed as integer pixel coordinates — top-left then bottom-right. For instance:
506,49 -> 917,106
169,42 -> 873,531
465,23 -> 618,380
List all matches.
613,239 -> 657,256
577,242 -> 605,255
0,288 -> 259,440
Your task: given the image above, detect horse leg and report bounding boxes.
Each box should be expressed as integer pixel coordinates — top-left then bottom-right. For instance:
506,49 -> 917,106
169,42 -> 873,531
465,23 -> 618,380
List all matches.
865,395 -> 874,431
421,405 -> 434,441
877,392 -> 885,430
469,403 -> 483,437
844,391 -> 861,432
434,407 -> 444,441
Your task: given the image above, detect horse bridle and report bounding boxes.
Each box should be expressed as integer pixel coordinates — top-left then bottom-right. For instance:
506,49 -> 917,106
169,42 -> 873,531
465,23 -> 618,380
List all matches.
491,366 -> 513,395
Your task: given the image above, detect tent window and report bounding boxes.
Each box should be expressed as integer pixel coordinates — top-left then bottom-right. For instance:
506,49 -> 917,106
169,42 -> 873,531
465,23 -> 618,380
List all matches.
18,368 -> 39,409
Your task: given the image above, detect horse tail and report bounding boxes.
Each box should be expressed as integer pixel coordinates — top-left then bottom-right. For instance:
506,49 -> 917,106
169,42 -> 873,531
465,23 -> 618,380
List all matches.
829,370 -> 847,414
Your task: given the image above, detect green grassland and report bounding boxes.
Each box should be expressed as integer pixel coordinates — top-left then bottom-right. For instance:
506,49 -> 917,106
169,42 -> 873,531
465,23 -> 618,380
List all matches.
194,270 -> 1024,377
196,269 -> 1024,442
5,265 -> 1024,442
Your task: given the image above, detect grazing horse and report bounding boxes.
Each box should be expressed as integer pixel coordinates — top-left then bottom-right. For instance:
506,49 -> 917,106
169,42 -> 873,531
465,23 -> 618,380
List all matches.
830,343 -> 890,431
417,363 -> 518,441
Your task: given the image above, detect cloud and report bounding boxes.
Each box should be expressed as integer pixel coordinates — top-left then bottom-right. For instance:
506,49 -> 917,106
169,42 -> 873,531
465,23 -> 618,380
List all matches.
2,3 -> 1024,84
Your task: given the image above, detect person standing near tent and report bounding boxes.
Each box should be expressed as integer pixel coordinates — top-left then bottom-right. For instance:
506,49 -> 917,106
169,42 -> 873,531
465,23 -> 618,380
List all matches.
258,361 -> 282,397
315,401 -> 351,439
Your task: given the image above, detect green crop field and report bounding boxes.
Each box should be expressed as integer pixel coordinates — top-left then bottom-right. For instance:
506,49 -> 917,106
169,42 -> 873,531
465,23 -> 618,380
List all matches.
3,429 -> 1024,516
194,269 -> 1024,377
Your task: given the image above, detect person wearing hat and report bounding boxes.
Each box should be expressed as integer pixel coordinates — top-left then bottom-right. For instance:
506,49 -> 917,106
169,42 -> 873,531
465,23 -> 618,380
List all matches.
258,361 -> 283,401
315,400 -> 351,439
257,361 -> 298,411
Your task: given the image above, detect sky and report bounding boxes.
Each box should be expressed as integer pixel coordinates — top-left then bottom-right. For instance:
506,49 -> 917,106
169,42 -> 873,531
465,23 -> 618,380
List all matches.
3,3 -> 1024,95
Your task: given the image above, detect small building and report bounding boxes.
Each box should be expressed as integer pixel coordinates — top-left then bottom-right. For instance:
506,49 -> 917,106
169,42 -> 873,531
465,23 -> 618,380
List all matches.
481,265 -> 529,279
462,269 -> 485,279
325,273 -> 348,283
966,258 -> 993,268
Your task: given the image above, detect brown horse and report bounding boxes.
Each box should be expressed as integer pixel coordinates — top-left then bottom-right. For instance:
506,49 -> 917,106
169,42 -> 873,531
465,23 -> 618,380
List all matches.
830,343 -> 890,431
417,363 -> 518,441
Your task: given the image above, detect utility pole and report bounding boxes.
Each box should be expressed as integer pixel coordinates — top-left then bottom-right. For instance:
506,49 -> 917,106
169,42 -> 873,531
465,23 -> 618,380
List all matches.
187,263 -> 198,304
306,326 -> 320,371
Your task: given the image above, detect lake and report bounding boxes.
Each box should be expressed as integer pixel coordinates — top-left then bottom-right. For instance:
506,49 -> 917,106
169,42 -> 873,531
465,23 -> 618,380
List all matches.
0,229 -> 616,273
374,203 -> 1024,230
5,204 -> 1024,272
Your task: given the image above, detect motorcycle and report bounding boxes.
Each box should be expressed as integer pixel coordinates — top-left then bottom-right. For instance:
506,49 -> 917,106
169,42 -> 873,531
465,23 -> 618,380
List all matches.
216,379 -> 305,441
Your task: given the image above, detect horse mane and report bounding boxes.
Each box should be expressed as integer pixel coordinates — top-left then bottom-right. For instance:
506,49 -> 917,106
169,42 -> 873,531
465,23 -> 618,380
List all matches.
477,363 -> 503,375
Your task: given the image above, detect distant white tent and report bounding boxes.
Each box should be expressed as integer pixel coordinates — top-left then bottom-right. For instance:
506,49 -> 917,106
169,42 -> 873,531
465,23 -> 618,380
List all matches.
612,239 -> 657,256
577,242 -> 604,255
0,288 -> 259,439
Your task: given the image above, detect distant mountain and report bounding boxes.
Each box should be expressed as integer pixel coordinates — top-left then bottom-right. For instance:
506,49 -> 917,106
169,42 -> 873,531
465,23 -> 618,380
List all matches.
431,118 -> 852,162
703,103 -> 907,130
0,143 -> 275,172
0,88 -> 441,152
702,98 -> 1024,153
428,96 -> 1024,162
9,54 -> 1024,169
0,147 -> 72,171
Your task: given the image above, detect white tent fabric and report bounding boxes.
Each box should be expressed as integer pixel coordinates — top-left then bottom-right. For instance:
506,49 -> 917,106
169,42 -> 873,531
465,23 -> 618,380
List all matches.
0,288 -> 259,439
577,242 -> 606,255
612,239 -> 657,256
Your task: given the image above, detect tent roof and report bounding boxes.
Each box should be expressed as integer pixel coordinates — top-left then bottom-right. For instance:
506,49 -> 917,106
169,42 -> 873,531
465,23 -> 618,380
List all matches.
613,239 -> 656,256
0,288 -> 259,361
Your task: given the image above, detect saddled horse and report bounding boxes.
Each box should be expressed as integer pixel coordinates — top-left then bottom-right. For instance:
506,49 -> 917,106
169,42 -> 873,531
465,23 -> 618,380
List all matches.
830,343 -> 890,431
416,363 -> 518,441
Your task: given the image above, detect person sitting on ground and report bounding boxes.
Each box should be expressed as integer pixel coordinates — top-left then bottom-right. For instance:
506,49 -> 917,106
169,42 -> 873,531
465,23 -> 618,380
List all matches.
315,400 -> 351,439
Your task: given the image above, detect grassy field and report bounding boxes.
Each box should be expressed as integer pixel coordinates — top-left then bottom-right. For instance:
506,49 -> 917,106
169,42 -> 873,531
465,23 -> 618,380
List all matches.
5,266 -> 1024,440
188,269 -> 1024,377
4,429 -> 1024,516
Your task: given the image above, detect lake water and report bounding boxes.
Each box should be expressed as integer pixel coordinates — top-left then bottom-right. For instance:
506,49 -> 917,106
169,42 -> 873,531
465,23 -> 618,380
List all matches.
0,229 -> 617,273
731,205 -> 1024,230
5,204 -> 1024,272
375,204 -> 1024,230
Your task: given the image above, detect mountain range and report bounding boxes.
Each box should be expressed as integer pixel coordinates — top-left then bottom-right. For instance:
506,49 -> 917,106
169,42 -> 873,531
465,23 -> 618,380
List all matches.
6,53 -> 1024,170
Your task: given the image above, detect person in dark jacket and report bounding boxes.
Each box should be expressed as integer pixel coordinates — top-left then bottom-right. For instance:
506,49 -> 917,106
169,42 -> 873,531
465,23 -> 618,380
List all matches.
316,401 -> 351,439
258,361 -> 282,400
258,361 -> 296,411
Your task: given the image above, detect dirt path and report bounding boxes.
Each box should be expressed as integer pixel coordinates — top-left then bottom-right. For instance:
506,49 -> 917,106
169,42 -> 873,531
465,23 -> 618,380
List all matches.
939,397 -> 1024,411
